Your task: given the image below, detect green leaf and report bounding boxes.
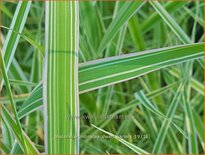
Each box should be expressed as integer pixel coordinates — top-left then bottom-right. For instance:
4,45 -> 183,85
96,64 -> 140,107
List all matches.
152,83 -> 184,153
82,82 -> 180,142
167,67 -> 204,95
9,79 -> 37,87
2,105 -> 39,154
142,1 -> 186,32
149,1 -> 191,44
182,94 -> 198,153
97,1 -> 145,55
80,1 -> 104,51
18,83 -> 42,119
9,58 -> 29,93
80,43 -> 203,93
43,1 -> 79,154
128,15 -> 145,51
192,109 -> 204,148
91,124 -> 149,154
3,1 -> 32,71
135,90 -> 187,138
1,25 -> 44,55
18,43 -> 203,119
1,50 -> 38,153
184,6 -> 204,27
135,91 -> 164,118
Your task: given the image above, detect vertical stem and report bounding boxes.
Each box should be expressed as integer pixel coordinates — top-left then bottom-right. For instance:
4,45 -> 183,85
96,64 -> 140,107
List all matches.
44,1 -> 79,154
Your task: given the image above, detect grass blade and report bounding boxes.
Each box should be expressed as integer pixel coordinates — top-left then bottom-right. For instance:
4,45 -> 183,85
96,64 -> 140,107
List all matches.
149,1 -> 191,44
128,15 -> 145,51
97,1 -> 127,115
18,83 -> 179,126
135,91 -> 164,118
142,1 -> 186,32
81,82 -> 179,141
2,105 -> 39,154
135,90 -> 187,137
43,1 -> 79,154
91,124 -> 149,154
1,1 -> 203,154
18,83 -> 42,119
182,94 -> 198,153
80,1 -> 104,51
192,109 -> 204,149
80,43 -> 203,92
9,58 -> 29,93
97,1 -> 145,55
1,52 -> 38,153
18,43 -> 203,119
1,25 -> 44,55
167,67 -> 204,95
152,83 -> 184,153
3,1 -> 32,71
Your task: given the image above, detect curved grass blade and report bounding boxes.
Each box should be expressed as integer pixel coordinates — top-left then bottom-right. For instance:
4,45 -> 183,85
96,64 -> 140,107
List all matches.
135,90 -> 187,138
167,67 -> 204,95
82,82 -> 179,141
135,91 -> 164,118
2,1 -> 32,71
184,6 -> 204,27
2,105 -> 39,154
18,83 -> 42,119
149,1 -> 191,44
1,2 -> 43,46
1,3 -> 13,18
1,26 -> 44,55
91,124 -> 149,154
43,1 -> 79,154
152,83 -> 184,153
1,51 -> 38,153
97,1 -> 145,55
142,1 -> 186,32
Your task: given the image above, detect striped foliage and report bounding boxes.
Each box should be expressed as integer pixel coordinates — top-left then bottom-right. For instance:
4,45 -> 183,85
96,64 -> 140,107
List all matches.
151,83 -> 184,153
3,1 -> 32,72
92,124 -> 149,154
43,1 -> 79,154
17,43 -> 203,120
1,52 -> 39,154
1,1 -> 204,154
79,43 -> 203,93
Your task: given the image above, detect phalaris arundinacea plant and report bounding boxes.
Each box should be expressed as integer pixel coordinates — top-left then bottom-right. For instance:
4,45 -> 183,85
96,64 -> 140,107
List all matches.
0,0 -> 204,154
